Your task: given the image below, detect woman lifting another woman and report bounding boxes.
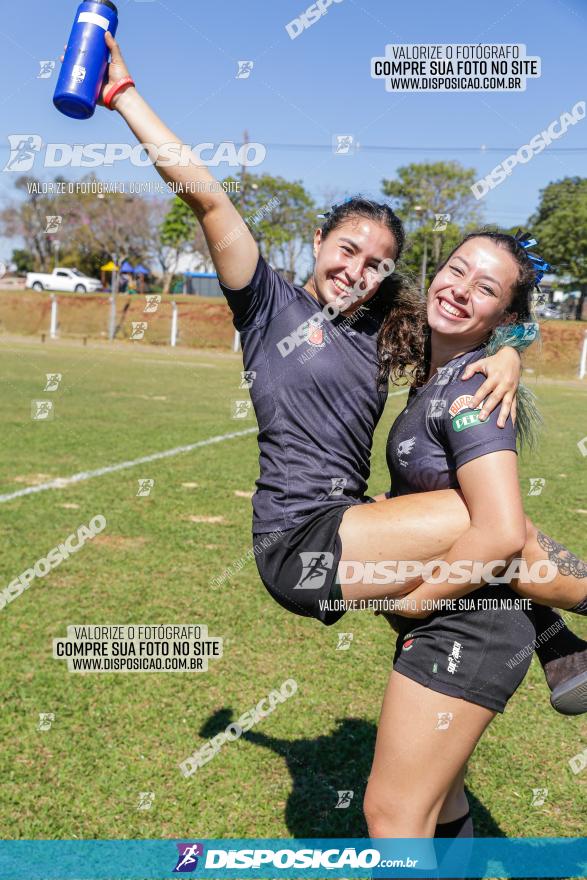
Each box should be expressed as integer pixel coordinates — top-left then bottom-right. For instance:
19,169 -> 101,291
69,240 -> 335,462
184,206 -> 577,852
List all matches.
96,32 -> 587,842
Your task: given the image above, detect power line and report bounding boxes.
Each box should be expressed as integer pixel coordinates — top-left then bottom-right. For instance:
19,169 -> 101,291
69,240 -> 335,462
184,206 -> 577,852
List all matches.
0,143 -> 585,155
259,142 -> 587,154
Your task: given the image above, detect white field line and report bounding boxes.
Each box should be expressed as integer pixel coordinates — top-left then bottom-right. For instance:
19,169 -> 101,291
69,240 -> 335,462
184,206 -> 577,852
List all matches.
0,428 -> 258,504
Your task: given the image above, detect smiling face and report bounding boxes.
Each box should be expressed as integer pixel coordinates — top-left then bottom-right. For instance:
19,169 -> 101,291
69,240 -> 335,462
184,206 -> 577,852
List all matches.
311,217 -> 398,313
427,237 -> 520,346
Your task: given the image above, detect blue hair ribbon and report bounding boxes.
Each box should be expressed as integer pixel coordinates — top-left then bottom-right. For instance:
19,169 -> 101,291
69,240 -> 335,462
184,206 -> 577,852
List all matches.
513,229 -> 551,285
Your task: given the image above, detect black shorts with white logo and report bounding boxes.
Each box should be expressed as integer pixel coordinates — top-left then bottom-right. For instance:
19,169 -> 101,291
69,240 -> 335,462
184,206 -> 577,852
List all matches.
254,501 -> 368,626
392,584 -> 536,713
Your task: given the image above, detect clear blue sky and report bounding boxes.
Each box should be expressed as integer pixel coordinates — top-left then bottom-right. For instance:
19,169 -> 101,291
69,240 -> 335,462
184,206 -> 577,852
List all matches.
1,0 -> 586,262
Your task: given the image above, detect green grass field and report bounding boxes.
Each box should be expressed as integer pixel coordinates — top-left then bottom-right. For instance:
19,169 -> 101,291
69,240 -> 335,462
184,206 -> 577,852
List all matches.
0,335 -> 586,844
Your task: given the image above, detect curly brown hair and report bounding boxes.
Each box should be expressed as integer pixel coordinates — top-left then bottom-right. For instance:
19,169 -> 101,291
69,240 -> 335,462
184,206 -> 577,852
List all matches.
373,274 -> 428,387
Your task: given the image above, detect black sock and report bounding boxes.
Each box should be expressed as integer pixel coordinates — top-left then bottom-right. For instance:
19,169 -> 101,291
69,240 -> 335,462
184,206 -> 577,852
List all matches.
370,814 -> 473,879
435,812 -> 474,880
532,605 -> 586,667
434,811 -> 474,838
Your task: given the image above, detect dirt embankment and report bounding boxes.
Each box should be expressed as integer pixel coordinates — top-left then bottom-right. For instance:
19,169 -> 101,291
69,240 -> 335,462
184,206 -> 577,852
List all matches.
0,289 -> 585,377
0,290 -> 235,348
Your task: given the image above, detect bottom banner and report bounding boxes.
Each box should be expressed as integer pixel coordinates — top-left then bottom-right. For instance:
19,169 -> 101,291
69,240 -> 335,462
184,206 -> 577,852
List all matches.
0,838 -> 585,878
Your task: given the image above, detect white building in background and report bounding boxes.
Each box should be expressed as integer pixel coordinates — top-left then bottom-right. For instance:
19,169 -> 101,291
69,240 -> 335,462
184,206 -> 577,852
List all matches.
172,251 -> 215,276
146,248 -> 214,281
161,248 -> 222,296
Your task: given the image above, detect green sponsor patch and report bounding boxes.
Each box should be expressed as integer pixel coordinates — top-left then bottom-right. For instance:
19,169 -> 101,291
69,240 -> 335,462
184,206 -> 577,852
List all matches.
452,411 -> 482,432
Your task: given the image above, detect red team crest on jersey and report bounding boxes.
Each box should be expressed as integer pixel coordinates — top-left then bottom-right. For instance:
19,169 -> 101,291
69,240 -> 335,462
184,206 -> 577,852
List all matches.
306,319 -> 325,347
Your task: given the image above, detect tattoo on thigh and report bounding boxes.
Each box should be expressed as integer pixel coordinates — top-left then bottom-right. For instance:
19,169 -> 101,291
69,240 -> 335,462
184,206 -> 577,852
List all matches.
537,531 -> 587,579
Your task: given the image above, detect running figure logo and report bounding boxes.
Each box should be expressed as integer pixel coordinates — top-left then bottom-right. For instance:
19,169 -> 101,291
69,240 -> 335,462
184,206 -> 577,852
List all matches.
333,134 -> 355,155
240,370 -> 256,389
37,713 -> 55,731
44,373 -> 62,391
38,60 -> 56,79
137,479 -> 155,497
45,215 -> 62,233
435,365 -> 456,386
4,135 -> 42,172
236,61 -> 254,79
336,632 -> 353,651
137,791 -> 155,811
530,788 -> 548,807
130,322 -> 148,340
435,712 -> 453,731
428,399 -> 446,419
31,400 -> 54,420
294,552 -> 334,590
144,295 -> 161,314
528,478 -> 546,496
329,477 -> 347,497
433,213 -> 451,232
173,843 -> 204,873
335,790 -> 354,808
519,323 -> 539,343
232,400 -> 252,419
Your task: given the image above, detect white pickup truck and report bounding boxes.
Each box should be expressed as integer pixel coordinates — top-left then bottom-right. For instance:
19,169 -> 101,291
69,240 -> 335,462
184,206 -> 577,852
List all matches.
26,267 -> 102,293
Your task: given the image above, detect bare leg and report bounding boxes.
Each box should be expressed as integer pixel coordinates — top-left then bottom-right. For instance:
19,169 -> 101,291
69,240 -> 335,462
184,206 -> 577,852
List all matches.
363,671 -> 494,838
338,495 -> 587,609
437,766 -> 469,824
338,490 -> 470,602
339,495 -> 587,714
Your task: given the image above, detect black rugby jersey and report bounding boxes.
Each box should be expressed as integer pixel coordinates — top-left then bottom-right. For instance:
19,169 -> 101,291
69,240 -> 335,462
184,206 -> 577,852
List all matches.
386,346 -> 517,497
221,255 -> 389,533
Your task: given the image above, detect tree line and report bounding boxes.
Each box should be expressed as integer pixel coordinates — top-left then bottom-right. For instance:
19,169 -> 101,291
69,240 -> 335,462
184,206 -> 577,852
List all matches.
1,164 -> 585,316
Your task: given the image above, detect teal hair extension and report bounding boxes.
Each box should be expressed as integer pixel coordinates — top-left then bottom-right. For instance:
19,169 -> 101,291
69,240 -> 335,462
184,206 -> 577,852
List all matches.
486,322 -> 542,449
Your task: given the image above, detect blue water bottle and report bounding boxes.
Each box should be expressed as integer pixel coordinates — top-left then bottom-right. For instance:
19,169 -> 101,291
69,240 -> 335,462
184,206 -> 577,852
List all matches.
53,0 -> 118,119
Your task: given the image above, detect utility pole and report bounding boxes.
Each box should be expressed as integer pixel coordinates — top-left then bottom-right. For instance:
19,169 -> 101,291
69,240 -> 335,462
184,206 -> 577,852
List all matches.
240,129 -> 249,184
240,129 -> 249,215
108,252 -> 118,341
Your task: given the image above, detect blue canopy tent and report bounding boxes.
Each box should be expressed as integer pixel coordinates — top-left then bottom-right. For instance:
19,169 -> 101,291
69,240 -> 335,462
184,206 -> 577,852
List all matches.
182,271 -> 222,297
118,260 -> 137,294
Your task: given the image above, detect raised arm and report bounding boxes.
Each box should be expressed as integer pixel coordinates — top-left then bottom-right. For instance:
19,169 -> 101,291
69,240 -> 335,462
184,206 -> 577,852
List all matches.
101,32 -> 258,289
